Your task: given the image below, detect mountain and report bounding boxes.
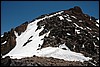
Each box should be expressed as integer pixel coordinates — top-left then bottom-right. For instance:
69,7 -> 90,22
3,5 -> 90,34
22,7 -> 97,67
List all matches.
1,6 -> 99,66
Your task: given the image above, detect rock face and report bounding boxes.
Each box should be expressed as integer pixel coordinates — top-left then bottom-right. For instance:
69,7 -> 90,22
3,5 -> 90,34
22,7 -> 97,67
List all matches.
1,28 -> 16,55
1,6 -> 99,66
1,22 -> 28,55
15,21 -> 28,36
0,56 -> 93,66
0,56 -> 98,66
1,56 -> 11,66
37,6 -> 99,57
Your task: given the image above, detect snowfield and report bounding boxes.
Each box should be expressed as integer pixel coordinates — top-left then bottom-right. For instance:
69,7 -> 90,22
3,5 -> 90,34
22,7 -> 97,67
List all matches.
3,11 -> 92,62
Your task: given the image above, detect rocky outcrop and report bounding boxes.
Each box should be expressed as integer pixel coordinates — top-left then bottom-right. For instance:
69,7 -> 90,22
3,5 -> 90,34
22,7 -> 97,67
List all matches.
15,21 -> 28,36
1,29 -> 16,55
1,21 -> 28,56
1,56 -> 11,66
1,6 -> 99,66
36,6 -> 99,66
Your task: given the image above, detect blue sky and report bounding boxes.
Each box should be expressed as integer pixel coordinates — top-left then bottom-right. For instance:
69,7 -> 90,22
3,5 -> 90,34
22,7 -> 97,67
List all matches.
1,1 -> 99,34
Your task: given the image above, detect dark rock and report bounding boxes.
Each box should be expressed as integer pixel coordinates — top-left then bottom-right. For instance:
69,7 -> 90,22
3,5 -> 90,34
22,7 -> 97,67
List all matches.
91,16 -> 96,22
74,6 -> 83,13
1,6 -> 99,66
1,28 -> 16,55
23,40 -> 32,46
1,56 -> 11,66
8,56 -> 95,66
15,21 -> 28,36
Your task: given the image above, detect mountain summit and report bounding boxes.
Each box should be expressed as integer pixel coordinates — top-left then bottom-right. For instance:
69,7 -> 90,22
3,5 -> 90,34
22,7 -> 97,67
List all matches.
1,6 -> 99,66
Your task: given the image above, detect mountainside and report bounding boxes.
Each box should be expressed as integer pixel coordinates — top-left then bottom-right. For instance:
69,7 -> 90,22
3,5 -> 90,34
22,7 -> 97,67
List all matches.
1,6 -> 99,66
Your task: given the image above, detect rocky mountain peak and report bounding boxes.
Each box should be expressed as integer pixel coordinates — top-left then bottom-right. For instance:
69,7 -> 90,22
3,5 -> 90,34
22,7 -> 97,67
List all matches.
68,6 -> 83,14
1,6 -> 99,66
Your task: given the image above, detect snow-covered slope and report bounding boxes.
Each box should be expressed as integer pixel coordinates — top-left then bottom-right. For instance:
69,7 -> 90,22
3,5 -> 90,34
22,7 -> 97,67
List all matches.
2,11 -> 92,62
1,6 -> 99,65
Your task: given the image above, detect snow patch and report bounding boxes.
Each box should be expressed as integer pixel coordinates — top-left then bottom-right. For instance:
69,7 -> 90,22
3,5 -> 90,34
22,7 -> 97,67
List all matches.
82,44 -> 85,48
66,14 -> 69,17
59,43 -> 70,50
45,31 -> 50,37
75,29 -> 80,34
64,15 -> 67,17
73,23 -> 79,27
89,61 -> 96,66
2,41 -> 7,44
66,18 -> 72,22
79,20 -> 82,22
96,20 -> 99,27
95,23 -> 99,27
96,19 -> 99,23
1,35 -> 4,37
58,16 -> 64,20
67,33 -> 71,35
73,45 -> 75,49
53,36 -> 55,38
14,31 -> 18,37
37,47 -> 91,62
87,27 -> 92,30
48,11 -> 64,18
71,16 -> 77,19
93,42 -> 99,47
93,36 -> 96,37
79,27 -> 84,29
97,37 -> 99,40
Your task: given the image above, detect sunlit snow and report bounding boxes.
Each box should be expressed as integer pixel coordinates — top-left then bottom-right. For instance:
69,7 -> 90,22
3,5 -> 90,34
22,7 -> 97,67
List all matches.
66,18 -> 72,22
58,16 -> 64,20
79,20 -> 82,22
59,43 -> 70,51
73,23 -> 79,27
75,29 -> 80,34
67,33 -> 71,35
3,11 -> 92,62
96,19 -> 99,23
2,41 -> 7,45
97,37 -> 99,40
96,19 -> 99,27
1,35 -> 4,37
36,47 -> 91,62
71,16 -> 77,19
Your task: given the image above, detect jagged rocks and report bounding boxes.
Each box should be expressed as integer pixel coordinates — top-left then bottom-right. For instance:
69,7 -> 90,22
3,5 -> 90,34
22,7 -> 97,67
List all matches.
1,29 -> 16,55
1,6 -> 99,66
69,6 -> 83,14
15,21 -> 28,36
1,21 -> 28,56
6,56 -> 97,66
1,56 -> 11,66
35,6 -> 99,65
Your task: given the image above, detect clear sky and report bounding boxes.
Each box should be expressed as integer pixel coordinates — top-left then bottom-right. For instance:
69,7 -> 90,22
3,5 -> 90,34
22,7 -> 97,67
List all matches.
1,1 -> 99,34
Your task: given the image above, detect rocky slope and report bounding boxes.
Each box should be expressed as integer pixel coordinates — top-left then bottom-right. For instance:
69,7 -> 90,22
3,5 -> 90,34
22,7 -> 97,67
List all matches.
1,6 -> 99,66
1,56 -> 97,66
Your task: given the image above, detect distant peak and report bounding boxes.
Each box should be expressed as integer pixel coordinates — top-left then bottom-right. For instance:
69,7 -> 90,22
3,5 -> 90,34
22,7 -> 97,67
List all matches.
68,6 -> 83,14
